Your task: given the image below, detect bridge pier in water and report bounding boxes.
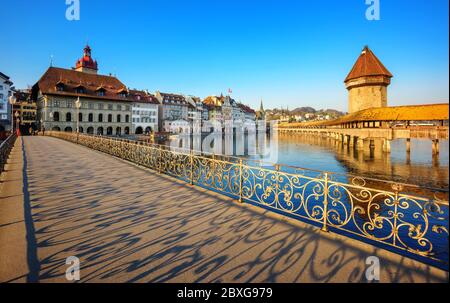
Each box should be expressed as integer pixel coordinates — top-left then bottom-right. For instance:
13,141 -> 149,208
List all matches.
432,139 -> 440,155
382,138 -> 391,153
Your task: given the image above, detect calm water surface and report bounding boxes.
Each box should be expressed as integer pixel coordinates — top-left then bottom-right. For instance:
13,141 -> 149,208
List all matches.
276,133 -> 449,189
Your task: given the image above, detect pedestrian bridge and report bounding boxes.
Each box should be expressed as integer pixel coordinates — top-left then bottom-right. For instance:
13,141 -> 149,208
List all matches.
0,136 -> 448,282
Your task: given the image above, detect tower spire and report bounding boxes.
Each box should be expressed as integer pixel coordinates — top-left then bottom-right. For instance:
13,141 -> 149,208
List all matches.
75,44 -> 98,74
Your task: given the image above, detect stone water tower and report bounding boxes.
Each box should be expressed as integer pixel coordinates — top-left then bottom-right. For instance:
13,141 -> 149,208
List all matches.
344,46 -> 393,113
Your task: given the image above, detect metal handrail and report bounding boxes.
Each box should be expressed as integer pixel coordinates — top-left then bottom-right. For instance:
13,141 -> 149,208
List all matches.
46,131 -> 449,269
0,133 -> 17,175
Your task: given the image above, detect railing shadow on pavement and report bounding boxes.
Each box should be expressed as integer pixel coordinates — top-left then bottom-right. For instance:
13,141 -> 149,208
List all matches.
45,131 -> 449,271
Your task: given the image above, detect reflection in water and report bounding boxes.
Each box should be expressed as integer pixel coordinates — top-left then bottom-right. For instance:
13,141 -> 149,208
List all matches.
277,133 -> 448,189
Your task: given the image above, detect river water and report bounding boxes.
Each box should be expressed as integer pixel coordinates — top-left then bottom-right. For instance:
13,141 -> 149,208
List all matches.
275,133 -> 449,189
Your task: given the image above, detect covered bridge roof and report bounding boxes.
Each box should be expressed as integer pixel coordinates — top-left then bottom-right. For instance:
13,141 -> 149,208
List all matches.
279,103 -> 449,128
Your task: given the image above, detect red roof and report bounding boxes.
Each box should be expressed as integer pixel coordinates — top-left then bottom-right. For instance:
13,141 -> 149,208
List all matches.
344,46 -> 393,82
33,67 -> 133,102
237,103 -> 256,114
129,90 -> 160,104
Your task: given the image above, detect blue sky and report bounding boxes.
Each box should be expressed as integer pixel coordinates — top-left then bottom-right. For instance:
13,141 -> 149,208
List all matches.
1,0 -> 448,111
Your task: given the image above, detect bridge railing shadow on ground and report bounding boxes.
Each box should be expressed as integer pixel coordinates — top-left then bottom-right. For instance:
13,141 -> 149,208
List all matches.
46,131 -> 449,271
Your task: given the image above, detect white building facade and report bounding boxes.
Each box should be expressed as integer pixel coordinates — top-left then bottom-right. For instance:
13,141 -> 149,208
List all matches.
129,90 -> 159,134
0,72 -> 13,132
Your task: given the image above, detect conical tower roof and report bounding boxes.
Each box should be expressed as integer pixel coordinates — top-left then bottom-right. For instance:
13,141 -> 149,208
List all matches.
345,46 -> 392,82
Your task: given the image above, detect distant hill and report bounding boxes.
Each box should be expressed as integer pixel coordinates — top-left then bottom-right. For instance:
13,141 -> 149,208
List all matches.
291,107 -> 316,114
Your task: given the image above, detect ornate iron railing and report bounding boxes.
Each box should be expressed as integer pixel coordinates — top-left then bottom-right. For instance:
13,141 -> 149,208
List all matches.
47,131 -> 449,270
0,133 -> 17,175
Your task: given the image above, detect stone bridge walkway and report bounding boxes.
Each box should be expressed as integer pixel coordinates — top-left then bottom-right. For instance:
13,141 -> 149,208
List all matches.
0,136 -> 447,283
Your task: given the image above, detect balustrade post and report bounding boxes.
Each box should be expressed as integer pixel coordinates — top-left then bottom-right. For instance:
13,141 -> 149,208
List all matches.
275,164 -> 280,205
158,147 -> 162,174
392,184 -> 402,247
190,150 -> 194,185
211,153 -> 215,186
238,159 -> 243,203
321,172 -> 329,232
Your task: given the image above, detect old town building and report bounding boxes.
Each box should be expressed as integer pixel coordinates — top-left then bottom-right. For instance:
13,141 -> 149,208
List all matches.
202,94 -> 256,125
32,45 -> 133,135
154,91 -> 189,132
237,103 -> 256,122
12,89 -> 37,135
129,90 -> 159,134
0,72 -> 13,133
345,46 -> 393,114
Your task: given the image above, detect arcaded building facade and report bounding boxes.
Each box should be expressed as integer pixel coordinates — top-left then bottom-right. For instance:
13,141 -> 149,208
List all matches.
32,45 -> 133,135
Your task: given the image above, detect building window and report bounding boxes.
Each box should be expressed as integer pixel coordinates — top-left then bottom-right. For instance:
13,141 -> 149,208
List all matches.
98,113 -> 103,122
117,105 -> 122,111
98,103 -> 104,110
125,115 -> 129,123
108,104 -> 113,110
126,105 -> 130,111
53,112 -> 60,122
108,114 -> 112,122
66,112 -> 72,122
88,103 -> 95,109
54,100 -> 60,107
67,101 -> 73,108
117,114 -> 121,123
88,113 -> 94,122
97,90 -> 105,97
79,112 -> 83,122
76,87 -> 85,94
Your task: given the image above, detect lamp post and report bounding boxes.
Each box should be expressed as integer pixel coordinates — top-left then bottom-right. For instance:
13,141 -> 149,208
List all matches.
75,97 -> 81,142
15,111 -> 20,136
8,95 -> 16,134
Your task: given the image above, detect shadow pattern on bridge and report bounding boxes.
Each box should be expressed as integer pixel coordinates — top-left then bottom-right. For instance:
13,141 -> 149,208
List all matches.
14,137 -> 447,282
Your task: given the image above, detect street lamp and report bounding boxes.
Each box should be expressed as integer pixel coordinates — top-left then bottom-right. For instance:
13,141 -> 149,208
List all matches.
8,95 -> 16,134
75,97 -> 81,142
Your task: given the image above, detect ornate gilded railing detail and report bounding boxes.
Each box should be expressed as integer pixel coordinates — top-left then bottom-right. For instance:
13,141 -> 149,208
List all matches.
46,132 -> 449,269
